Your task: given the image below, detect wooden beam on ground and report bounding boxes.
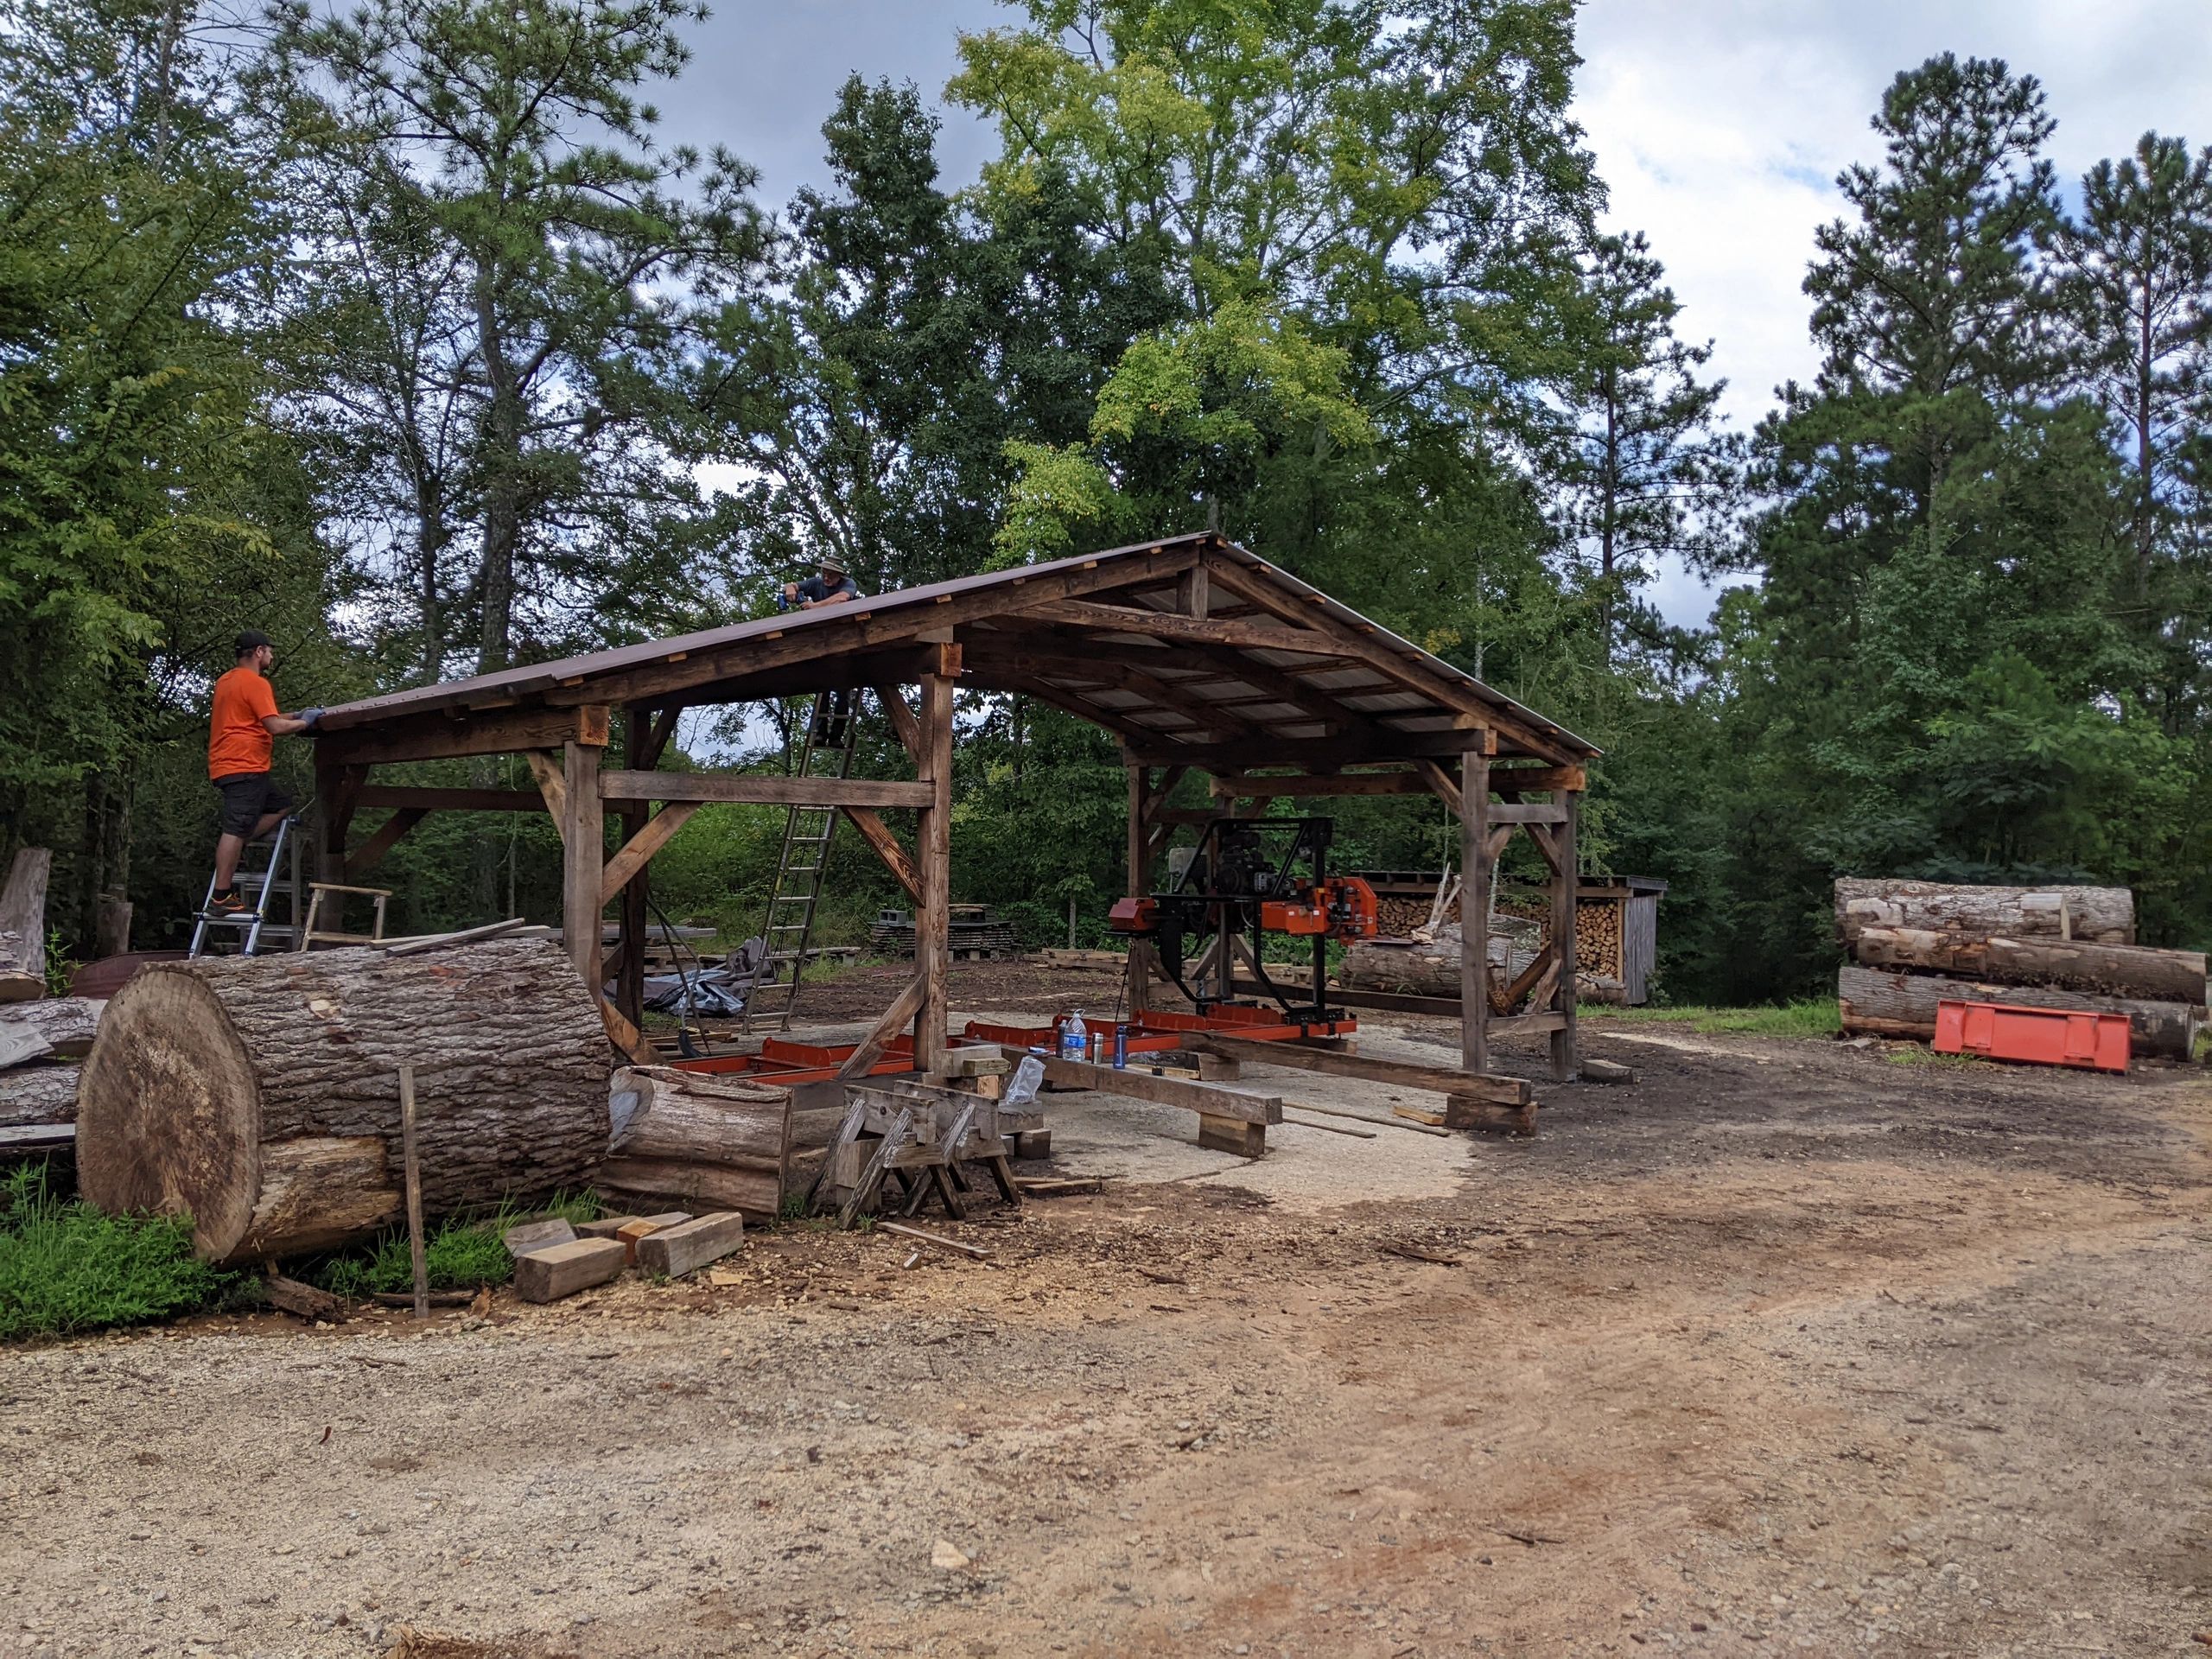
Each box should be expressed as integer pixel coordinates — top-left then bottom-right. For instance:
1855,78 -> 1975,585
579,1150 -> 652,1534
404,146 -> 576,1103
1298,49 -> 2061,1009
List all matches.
597,801 -> 702,908
343,808 -> 427,879
842,807 -> 921,903
598,772 -> 932,808
319,703 -> 609,768
837,972 -> 929,1080
915,661 -> 954,1076
988,1048 -> 1282,1126
1180,1033 -> 1531,1109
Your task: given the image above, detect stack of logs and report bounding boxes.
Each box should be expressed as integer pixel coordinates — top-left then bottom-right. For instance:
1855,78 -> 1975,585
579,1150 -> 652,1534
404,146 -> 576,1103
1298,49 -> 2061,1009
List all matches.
0,848 -> 108,1154
1834,879 -> 2208,1059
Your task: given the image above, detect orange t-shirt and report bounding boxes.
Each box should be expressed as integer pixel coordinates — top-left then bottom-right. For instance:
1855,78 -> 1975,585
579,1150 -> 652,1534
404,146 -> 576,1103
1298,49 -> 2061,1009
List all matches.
207,666 -> 278,779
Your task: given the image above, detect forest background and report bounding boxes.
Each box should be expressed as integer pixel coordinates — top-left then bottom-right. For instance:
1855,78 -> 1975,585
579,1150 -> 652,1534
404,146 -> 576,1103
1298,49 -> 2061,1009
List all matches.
3,0 -> 2209,1002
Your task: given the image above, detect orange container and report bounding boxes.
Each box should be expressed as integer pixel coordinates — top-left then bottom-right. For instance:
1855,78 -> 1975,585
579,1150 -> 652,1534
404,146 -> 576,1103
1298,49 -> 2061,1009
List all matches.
1932,1000 -> 2130,1072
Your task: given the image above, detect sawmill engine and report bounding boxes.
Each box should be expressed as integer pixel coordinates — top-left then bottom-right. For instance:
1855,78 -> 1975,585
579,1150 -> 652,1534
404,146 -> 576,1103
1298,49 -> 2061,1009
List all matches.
1108,817 -> 1378,1023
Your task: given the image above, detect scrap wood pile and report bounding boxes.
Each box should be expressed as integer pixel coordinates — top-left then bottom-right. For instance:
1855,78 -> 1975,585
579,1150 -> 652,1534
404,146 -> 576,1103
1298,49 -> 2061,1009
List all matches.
0,849 -> 106,1157
1834,879 -> 2209,1059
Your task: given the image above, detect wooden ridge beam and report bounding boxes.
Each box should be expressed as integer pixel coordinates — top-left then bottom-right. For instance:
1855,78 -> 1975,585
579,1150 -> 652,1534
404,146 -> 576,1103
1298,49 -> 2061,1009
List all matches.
1216,770 -> 1427,799
1121,728 -> 1499,769
1016,597 -> 1368,658
598,772 -> 932,808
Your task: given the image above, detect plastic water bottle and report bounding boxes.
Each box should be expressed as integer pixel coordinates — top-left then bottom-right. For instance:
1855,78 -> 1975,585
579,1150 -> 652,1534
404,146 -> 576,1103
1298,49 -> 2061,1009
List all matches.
1112,1024 -> 1128,1069
1060,1008 -> 1089,1059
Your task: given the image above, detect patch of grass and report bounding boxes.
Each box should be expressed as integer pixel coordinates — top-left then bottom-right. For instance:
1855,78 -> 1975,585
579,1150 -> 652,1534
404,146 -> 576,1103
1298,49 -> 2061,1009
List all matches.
0,1163 -> 236,1341
1584,998 -> 1844,1039
313,1189 -> 602,1299
1883,1046 -> 1980,1068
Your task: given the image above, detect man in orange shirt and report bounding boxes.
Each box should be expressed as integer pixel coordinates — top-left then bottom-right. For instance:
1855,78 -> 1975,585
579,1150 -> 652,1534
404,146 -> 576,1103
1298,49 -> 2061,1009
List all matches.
204,631 -> 322,918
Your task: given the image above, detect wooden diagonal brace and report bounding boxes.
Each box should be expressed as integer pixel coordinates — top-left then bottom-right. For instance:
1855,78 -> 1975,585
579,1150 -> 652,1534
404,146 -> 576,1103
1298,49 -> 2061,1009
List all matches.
874,684 -> 923,766
598,801 -> 702,906
843,807 -> 920,902
836,972 -> 930,1080
525,750 -> 568,836
343,808 -> 426,878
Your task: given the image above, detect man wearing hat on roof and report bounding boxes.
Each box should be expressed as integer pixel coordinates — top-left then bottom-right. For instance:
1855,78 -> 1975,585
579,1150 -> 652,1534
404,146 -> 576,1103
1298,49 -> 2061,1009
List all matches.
202,631 -> 323,919
782,553 -> 860,611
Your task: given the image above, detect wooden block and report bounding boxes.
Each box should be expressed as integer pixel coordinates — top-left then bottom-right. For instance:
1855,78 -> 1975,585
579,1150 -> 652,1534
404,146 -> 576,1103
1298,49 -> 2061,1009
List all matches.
1192,1053 -> 1242,1081
512,1237 -> 626,1302
1446,1096 -> 1537,1136
614,1211 -> 691,1263
934,1052 -> 1011,1079
502,1217 -> 577,1258
635,1211 -> 745,1278
577,1214 -> 645,1239
1197,1114 -> 1266,1158
1011,1129 -> 1052,1160
1393,1104 -> 1449,1127
1578,1058 -> 1637,1084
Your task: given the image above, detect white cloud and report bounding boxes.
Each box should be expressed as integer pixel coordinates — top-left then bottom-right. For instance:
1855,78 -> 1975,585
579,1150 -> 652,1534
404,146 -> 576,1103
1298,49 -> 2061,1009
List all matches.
1573,0 -> 2212,626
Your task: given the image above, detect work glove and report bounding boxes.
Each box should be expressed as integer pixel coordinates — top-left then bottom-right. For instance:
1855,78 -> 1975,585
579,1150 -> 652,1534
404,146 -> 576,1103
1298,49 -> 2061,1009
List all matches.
299,708 -> 325,729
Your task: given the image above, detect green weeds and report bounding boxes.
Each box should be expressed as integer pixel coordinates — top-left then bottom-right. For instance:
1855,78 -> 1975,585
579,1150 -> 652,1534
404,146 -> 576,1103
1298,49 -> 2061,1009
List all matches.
312,1190 -> 601,1298
1583,999 -> 1844,1039
0,1163 -> 235,1341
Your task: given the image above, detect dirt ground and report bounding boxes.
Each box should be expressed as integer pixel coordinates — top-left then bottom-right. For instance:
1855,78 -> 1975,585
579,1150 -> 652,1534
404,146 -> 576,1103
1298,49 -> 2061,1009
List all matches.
6,960 -> 2212,1659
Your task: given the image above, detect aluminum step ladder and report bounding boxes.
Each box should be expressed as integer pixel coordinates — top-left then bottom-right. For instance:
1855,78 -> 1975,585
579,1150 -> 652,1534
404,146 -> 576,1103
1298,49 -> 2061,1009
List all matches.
742,690 -> 862,1033
188,815 -> 301,957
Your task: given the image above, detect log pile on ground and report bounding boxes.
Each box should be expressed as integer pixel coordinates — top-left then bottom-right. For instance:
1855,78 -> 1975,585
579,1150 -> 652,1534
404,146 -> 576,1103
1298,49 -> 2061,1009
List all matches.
74,937 -> 610,1265
1340,919 -> 1539,1002
0,848 -> 51,1003
1834,880 -> 2205,1059
602,1066 -> 791,1221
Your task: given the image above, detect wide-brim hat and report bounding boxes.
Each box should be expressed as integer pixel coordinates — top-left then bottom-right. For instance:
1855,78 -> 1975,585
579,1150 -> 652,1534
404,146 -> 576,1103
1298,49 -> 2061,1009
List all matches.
816,553 -> 849,578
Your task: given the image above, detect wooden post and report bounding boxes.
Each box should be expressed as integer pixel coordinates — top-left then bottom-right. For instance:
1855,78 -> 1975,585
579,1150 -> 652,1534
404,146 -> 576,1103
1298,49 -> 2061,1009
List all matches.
1126,762 -> 1153,1014
561,731 -> 605,998
397,1062 -> 428,1319
1550,789 -> 1580,1082
1461,751 -> 1491,1075
915,659 -> 954,1075
616,709 -> 651,1028
313,760 -> 360,888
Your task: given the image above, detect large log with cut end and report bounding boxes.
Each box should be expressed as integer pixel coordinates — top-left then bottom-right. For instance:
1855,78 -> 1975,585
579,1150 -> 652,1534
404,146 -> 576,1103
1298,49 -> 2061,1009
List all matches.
601,1066 -> 790,1221
76,938 -> 611,1265
1836,964 -> 2200,1058
1852,928 -> 2206,1005
1834,880 -> 2134,946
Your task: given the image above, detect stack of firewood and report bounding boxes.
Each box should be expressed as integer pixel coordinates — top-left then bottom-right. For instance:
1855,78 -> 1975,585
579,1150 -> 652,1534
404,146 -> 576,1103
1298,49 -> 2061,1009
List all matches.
1834,879 -> 2208,1059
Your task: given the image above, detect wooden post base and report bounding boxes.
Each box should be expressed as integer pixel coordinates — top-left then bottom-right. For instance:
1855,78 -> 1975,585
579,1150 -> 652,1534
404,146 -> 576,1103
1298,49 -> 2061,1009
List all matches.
1198,1114 -> 1266,1158
1447,1096 -> 1536,1136
1192,1053 -> 1242,1081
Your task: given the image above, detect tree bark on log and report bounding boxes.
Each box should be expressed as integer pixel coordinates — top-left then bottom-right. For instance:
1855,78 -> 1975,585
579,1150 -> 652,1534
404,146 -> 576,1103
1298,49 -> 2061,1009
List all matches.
0,998 -> 105,1058
1852,928 -> 2206,1005
1342,926 -> 1540,1008
1834,879 -> 2134,946
1837,964 -> 2200,1058
76,938 -> 611,1265
0,1066 -> 78,1127
0,847 -> 51,1003
602,1066 -> 790,1222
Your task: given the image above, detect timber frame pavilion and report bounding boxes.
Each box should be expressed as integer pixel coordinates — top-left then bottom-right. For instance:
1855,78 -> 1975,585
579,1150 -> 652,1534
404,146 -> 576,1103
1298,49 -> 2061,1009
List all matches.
309,531 -> 1599,1090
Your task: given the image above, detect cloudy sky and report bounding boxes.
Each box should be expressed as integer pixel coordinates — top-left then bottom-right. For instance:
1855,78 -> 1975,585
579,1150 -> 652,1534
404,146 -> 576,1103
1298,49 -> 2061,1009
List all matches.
658,0 -> 2211,626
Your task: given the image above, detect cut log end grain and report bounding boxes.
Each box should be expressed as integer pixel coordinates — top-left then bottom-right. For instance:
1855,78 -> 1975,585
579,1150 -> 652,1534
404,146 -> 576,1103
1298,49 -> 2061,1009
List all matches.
75,938 -> 611,1267
513,1236 -> 626,1302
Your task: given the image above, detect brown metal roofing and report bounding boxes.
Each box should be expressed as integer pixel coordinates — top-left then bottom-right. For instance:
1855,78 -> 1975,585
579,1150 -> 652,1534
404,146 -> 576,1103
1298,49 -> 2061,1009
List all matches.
314,532 -> 1596,763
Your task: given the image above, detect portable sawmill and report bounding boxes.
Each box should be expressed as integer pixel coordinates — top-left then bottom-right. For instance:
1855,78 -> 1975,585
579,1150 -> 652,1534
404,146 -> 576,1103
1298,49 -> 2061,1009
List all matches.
1108,817 -> 1378,1025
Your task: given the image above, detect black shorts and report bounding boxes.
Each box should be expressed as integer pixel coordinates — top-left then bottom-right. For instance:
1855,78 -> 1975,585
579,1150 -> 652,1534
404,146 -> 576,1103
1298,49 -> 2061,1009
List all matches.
214,773 -> 292,837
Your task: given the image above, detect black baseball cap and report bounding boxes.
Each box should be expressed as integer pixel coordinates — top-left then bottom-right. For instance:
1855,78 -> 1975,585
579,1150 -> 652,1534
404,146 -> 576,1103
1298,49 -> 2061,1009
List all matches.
236,630 -> 273,654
